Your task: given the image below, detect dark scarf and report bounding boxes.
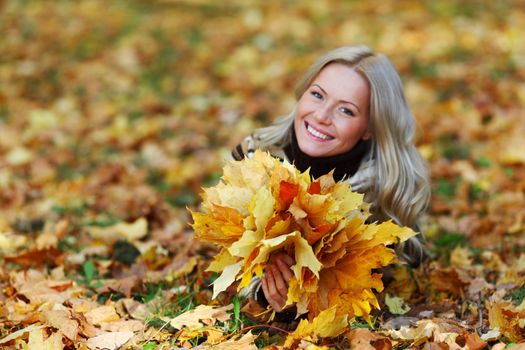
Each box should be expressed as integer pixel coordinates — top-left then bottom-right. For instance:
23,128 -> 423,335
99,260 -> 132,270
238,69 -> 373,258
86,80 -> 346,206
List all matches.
284,128 -> 371,182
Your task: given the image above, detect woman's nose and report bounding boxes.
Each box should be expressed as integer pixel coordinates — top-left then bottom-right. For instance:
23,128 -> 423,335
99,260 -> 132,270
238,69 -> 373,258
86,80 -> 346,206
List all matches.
313,106 -> 331,124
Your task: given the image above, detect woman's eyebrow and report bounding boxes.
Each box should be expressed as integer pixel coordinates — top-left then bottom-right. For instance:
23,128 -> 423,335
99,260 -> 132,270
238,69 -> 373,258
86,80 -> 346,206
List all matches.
312,83 -> 361,113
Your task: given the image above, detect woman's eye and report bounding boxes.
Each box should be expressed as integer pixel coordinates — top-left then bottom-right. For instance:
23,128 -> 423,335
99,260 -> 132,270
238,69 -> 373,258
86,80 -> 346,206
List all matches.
339,107 -> 355,117
310,91 -> 323,99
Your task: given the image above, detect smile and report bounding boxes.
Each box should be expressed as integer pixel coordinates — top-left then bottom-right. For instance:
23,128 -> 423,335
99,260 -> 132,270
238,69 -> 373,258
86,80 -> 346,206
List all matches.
306,122 -> 334,141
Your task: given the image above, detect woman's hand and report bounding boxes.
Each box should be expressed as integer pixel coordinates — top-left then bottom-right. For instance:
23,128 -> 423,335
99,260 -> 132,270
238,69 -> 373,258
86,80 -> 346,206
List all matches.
261,253 -> 295,312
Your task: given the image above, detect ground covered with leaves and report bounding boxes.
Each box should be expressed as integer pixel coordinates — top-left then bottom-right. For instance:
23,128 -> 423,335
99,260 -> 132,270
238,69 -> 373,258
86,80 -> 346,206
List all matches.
1,1 -> 524,349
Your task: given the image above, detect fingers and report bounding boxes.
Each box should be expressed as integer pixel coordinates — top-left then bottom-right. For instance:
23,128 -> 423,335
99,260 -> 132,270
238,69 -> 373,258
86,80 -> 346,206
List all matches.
277,253 -> 295,266
271,265 -> 289,298
262,268 -> 284,311
261,252 -> 296,312
276,258 -> 294,282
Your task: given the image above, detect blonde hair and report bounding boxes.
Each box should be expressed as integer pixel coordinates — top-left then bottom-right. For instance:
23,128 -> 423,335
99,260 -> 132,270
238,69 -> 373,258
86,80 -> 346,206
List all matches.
252,45 -> 430,264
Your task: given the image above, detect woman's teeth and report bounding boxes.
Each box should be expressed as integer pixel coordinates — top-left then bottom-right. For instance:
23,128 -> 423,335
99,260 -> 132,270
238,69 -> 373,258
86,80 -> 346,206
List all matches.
307,124 -> 332,140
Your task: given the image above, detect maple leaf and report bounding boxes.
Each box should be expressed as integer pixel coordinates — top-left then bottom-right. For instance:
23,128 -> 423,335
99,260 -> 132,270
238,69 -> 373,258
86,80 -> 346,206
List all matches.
87,217 -> 148,242
86,331 -> 134,350
170,304 -> 232,329
0,324 -> 44,346
279,180 -> 300,209
192,205 -> 245,246
196,332 -> 258,349
284,306 -> 348,348
4,247 -> 64,268
190,151 -> 417,323
487,295 -> 525,342
28,328 -> 64,350
42,309 -> 80,341
2,2 -> 524,348
345,328 -> 392,350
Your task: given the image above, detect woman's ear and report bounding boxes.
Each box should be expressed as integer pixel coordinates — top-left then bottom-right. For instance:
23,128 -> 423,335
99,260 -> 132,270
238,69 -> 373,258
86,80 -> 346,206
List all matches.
362,128 -> 372,140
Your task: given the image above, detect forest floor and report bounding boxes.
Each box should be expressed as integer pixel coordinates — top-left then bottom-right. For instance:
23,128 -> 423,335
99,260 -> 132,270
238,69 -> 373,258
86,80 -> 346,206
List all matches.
1,1 -> 525,349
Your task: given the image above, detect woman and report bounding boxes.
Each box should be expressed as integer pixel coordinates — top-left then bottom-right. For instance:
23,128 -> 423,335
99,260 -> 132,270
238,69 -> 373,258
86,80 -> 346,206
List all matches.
232,45 -> 430,312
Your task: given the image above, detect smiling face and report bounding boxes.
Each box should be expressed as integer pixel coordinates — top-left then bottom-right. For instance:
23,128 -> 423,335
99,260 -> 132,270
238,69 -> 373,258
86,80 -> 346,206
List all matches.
294,63 -> 371,158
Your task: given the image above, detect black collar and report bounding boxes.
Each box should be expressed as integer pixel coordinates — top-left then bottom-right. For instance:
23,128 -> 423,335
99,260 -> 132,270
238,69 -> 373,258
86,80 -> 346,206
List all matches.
284,128 -> 371,182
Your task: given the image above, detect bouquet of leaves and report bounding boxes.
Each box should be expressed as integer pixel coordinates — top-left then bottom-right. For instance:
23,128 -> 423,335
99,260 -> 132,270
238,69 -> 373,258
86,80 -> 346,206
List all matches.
190,151 -> 416,323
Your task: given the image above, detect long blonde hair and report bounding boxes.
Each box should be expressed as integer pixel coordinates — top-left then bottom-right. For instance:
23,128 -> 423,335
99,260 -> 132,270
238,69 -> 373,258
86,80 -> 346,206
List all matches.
252,45 -> 430,263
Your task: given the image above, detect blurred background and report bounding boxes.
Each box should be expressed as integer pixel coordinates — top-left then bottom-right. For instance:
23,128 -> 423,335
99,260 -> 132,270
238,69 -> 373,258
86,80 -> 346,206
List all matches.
1,0 -> 524,252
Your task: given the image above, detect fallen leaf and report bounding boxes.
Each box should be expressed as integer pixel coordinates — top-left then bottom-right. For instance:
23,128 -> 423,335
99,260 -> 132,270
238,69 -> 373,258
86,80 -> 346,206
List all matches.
96,276 -> 140,298
101,319 -> 144,332
0,324 -> 44,345
4,247 -> 64,268
120,298 -> 151,320
285,306 -> 348,348
169,304 -> 232,330
85,305 -> 120,326
385,293 -> 411,315
0,231 -> 27,254
88,217 -> 148,242
42,309 -> 79,341
195,331 -> 257,349
464,332 -> 488,350
27,327 -> 64,350
86,331 -> 134,350
345,328 -> 379,350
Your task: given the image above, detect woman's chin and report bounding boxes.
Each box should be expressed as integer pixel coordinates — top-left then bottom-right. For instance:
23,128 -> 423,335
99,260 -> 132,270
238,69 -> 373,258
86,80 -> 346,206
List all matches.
298,143 -> 331,158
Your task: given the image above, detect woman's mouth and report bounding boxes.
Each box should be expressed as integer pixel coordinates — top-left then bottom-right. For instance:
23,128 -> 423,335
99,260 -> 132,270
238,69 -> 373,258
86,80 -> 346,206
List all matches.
305,122 -> 334,141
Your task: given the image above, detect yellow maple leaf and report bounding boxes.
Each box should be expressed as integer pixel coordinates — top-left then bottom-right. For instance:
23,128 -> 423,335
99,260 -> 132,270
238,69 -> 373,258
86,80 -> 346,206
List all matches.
212,261 -> 243,299
203,184 -> 254,217
488,298 -> 524,342
192,205 -> 245,246
284,306 -> 348,348
249,231 -> 322,280
249,186 -> 276,233
206,249 -> 238,273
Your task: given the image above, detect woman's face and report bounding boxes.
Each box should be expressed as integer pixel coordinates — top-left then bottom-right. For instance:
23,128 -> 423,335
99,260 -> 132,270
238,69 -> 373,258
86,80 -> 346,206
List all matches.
294,63 -> 371,158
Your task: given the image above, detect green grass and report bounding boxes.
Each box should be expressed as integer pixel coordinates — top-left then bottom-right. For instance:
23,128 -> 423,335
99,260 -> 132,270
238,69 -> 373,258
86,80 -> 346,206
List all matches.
78,260 -> 104,290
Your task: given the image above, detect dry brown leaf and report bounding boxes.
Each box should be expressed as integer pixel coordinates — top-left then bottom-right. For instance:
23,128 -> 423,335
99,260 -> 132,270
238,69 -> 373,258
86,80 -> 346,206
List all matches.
4,247 -> 64,268
27,327 -> 64,350
85,305 -> 120,326
464,332 -> 488,350
71,310 -> 99,338
86,331 -> 134,350
87,217 -> 148,242
487,297 -> 525,342
196,331 -> 257,349
42,309 -> 79,341
95,276 -> 140,298
429,268 -> 468,298
0,324 -> 44,345
119,298 -> 151,320
100,319 -> 144,332
345,328 -> 380,350
11,270 -> 83,306
169,304 -> 232,329
0,231 -> 27,254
